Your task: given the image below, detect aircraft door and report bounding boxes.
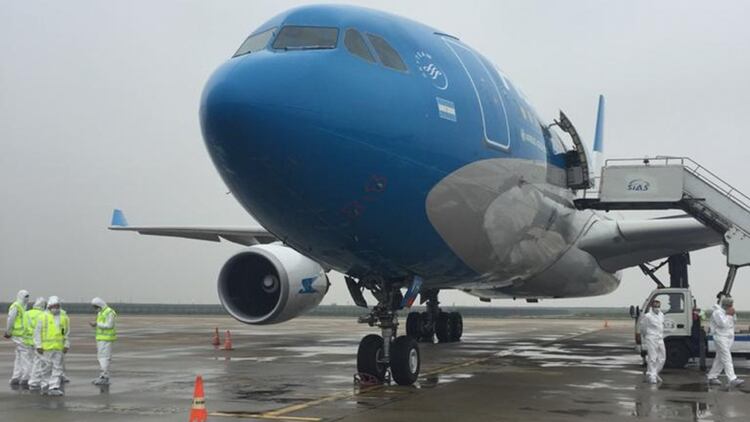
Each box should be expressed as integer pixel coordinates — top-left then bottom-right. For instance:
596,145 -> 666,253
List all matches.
443,38 -> 511,151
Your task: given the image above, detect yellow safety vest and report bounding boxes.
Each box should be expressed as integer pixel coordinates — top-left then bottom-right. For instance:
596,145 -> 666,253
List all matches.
41,312 -> 69,351
23,308 -> 44,346
96,307 -> 117,342
8,301 -> 25,337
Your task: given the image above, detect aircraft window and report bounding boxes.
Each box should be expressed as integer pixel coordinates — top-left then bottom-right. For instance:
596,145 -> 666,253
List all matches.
366,34 -> 407,72
234,27 -> 276,57
272,26 -> 338,50
344,29 -> 375,63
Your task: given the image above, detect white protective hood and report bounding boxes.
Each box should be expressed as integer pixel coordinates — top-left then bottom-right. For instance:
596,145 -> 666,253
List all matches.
91,297 -> 107,308
16,289 -> 30,306
33,297 -> 47,310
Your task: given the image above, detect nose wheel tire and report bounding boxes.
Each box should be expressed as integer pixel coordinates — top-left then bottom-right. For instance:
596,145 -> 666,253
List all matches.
357,334 -> 387,381
391,336 -> 420,386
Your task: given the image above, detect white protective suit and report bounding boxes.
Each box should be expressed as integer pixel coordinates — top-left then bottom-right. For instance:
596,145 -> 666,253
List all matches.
92,297 -> 115,381
707,304 -> 737,382
33,296 -> 70,393
640,308 -> 666,383
5,289 -> 30,384
24,297 -> 47,386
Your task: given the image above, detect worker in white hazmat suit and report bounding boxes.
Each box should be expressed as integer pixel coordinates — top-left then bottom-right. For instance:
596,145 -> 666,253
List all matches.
640,299 -> 666,384
4,289 -> 31,386
23,297 -> 47,388
707,296 -> 745,387
89,297 -> 117,385
34,296 -> 70,396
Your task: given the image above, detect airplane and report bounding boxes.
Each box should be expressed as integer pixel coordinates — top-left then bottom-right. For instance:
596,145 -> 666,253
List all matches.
110,4 -> 722,385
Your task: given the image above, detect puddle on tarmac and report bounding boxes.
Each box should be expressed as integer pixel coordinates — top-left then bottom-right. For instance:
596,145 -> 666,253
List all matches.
629,398 -> 714,419
566,382 -> 635,391
319,374 -> 356,384
417,373 -> 474,389
509,344 -> 638,370
213,356 -> 279,362
276,345 -> 359,358
659,382 -> 710,393
573,398 -> 608,405
234,385 -> 307,403
549,408 -> 614,417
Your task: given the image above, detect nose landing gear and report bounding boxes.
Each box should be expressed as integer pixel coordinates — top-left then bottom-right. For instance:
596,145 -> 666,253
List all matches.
348,276 -> 421,385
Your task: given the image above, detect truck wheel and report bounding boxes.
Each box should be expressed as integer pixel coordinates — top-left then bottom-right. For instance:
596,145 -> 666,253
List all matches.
665,340 -> 690,369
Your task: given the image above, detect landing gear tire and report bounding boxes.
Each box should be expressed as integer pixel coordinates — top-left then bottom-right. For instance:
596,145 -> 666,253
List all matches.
406,312 -> 422,340
449,312 -> 463,342
436,312 -> 454,343
391,336 -> 420,386
357,334 -> 387,381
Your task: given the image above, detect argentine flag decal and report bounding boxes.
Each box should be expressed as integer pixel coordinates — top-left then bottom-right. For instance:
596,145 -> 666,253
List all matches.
436,97 -> 457,122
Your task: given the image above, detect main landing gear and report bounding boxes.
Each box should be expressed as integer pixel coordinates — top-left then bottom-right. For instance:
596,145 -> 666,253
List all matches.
346,276 -> 421,385
405,289 -> 463,343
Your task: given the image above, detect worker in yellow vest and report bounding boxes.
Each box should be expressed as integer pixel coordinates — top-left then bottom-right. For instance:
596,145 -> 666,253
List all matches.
89,297 -> 117,385
4,289 -> 30,386
33,296 -> 69,396
23,297 -> 47,389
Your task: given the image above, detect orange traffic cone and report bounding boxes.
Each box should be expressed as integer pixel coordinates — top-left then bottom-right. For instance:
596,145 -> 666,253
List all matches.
223,330 -> 233,350
189,375 -> 207,422
211,327 -> 220,346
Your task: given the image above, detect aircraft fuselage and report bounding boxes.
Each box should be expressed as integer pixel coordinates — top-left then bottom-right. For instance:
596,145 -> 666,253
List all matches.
199,5 -> 620,299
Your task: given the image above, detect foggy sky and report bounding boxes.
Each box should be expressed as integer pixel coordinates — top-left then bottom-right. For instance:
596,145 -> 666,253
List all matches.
2,1 -> 750,309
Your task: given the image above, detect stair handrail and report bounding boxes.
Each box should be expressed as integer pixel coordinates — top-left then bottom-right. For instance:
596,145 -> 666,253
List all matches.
655,156 -> 750,213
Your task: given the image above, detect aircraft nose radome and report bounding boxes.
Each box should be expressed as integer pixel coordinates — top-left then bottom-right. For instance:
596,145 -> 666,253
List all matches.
200,62 -> 248,151
200,60 -> 282,173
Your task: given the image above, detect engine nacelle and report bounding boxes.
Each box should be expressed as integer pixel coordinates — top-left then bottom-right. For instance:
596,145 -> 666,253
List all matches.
218,244 -> 328,325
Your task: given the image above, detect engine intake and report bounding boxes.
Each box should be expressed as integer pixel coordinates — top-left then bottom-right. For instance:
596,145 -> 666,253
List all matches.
218,244 -> 328,325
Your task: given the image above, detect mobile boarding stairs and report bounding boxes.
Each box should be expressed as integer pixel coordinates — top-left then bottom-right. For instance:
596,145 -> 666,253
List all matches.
574,156 -> 750,298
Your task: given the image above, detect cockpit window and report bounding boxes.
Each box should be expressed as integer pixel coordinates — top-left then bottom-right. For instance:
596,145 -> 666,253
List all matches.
366,34 -> 407,72
344,29 -> 375,63
234,27 -> 276,57
272,26 -> 338,50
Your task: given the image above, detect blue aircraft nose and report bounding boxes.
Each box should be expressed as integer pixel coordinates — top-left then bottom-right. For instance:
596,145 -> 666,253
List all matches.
199,52 -> 359,239
200,55 -> 298,190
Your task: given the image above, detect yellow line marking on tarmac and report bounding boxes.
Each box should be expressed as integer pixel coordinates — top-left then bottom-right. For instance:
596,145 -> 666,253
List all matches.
248,328 -> 602,419
263,387 -> 381,417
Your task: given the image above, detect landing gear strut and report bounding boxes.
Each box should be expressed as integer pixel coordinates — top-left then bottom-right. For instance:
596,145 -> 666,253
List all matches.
348,276 -> 421,386
405,289 -> 463,343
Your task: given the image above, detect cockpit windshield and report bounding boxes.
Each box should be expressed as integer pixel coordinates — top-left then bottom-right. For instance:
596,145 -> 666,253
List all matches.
234,27 -> 276,57
272,26 -> 339,50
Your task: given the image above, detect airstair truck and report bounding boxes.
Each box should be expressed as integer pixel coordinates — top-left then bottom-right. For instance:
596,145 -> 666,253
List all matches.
572,156 -> 750,368
630,288 -> 750,369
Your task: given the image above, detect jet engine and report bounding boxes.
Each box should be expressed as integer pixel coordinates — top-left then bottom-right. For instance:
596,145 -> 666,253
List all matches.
217,243 -> 329,325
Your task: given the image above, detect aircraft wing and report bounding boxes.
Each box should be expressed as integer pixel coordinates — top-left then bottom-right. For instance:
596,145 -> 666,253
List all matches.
107,209 -> 276,246
578,217 -> 723,272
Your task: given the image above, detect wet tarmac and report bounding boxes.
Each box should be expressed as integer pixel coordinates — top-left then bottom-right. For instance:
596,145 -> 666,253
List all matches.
1,315 -> 749,421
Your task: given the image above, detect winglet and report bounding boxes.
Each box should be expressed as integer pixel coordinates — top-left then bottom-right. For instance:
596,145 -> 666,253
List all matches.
111,209 -> 128,227
593,94 -> 605,153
